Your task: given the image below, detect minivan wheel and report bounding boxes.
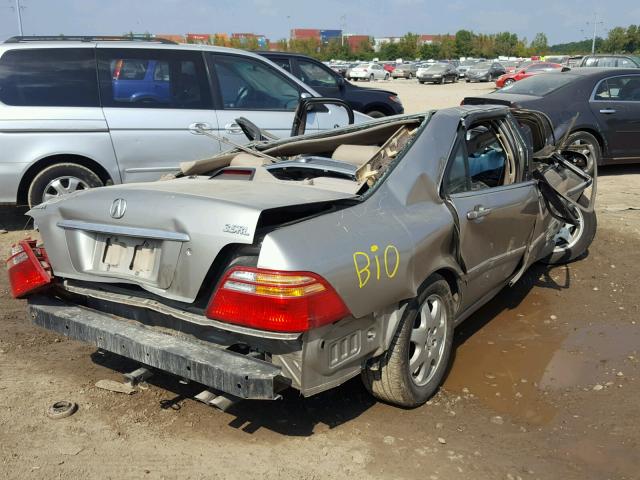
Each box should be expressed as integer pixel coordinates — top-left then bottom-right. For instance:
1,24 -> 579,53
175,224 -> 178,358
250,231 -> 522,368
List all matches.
28,163 -> 103,207
361,274 -> 454,408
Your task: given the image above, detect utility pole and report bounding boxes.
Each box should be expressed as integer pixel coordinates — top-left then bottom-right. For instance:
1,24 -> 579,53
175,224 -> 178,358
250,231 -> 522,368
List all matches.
15,0 -> 24,36
587,12 -> 604,54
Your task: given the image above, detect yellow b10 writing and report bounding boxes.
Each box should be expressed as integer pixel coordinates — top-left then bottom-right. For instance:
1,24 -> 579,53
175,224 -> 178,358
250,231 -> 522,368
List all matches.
353,244 -> 400,289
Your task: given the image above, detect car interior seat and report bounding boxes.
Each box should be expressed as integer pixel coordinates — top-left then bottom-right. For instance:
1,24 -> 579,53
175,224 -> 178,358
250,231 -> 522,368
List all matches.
331,144 -> 381,166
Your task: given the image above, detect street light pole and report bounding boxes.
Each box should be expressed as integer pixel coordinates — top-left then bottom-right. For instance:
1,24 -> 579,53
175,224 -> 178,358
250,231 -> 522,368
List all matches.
587,13 -> 604,54
591,14 -> 597,54
15,0 -> 24,36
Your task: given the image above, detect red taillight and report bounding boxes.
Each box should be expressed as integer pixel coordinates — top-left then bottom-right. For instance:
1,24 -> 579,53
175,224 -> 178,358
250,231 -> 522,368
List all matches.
113,59 -> 123,80
206,267 -> 350,333
6,240 -> 53,298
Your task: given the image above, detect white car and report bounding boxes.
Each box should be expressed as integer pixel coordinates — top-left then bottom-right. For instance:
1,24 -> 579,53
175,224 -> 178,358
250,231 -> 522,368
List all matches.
348,63 -> 388,81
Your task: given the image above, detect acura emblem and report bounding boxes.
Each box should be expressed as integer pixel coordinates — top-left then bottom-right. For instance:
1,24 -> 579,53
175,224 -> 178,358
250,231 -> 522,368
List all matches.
109,198 -> 127,219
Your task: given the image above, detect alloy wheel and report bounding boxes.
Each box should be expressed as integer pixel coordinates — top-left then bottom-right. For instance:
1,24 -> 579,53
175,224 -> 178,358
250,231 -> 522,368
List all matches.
408,294 -> 448,387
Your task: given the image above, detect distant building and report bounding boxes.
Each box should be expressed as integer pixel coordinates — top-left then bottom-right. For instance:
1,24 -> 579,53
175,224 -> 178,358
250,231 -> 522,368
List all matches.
186,33 -> 211,44
418,34 -> 455,45
344,34 -> 372,52
291,28 -> 321,41
155,34 -> 185,43
320,29 -> 342,44
231,33 -> 267,48
373,36 -> 402,52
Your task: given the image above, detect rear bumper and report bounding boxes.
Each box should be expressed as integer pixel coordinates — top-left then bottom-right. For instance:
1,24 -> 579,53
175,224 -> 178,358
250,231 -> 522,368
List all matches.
28,295 -> 287,400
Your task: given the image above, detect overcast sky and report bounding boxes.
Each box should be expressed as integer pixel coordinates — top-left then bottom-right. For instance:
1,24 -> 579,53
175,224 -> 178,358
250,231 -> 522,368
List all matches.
0,0 -> 636,45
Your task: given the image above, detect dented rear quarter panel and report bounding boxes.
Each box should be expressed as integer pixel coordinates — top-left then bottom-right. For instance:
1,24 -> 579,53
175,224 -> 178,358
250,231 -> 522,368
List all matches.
258,110 -> 463,319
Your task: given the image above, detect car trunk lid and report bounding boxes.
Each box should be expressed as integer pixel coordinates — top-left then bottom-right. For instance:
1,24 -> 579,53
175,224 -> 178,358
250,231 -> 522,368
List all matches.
29,177 -> 355,303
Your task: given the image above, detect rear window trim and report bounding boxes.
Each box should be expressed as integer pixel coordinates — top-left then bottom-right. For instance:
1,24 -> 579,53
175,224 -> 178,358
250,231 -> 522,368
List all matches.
590,74 -> 640,103
494,73 -> 578,97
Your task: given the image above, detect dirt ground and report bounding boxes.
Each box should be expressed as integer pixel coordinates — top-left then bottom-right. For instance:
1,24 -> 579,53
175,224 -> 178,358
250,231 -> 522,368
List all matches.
1,80 -> 639,480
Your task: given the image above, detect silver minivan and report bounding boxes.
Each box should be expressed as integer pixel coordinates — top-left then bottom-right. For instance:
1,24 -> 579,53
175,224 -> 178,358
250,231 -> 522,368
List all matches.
0,37 -> 367,206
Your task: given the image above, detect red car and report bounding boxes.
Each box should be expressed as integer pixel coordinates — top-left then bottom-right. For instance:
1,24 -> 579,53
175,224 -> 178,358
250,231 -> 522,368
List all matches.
495,62 -> 563,88
383,63 -> 396,73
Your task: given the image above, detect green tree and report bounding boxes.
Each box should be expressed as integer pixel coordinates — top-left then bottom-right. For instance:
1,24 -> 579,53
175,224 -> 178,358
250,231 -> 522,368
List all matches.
439,35 -> 457,59
397,33 -> 420,59
455,30 -> 474,57
379,42 -> 401,61
494,32 -> 520,56
605,27 -> 627,53
530,32 -> 549,54
419,42 -> 441,60
624,25 -> 639,53
473,33 -> 496,58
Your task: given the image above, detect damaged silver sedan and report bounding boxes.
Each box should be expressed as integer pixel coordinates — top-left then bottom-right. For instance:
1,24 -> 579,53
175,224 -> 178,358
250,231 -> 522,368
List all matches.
8,105 -> 596,408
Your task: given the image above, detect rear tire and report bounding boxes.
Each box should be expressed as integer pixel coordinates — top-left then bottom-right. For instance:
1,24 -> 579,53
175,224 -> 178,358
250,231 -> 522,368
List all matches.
540,196 -> 597,265
361,274 -> 454,408
28,162 -> 103,207
565,131 -> 600,176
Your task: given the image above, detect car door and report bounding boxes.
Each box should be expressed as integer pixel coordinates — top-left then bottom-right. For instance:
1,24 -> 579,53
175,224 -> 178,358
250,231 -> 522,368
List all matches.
207,53 -> 318,142
97,47 -> 220,184
590,74 -> 640,161
442,119 -> 539,307
295,57 -> 343,99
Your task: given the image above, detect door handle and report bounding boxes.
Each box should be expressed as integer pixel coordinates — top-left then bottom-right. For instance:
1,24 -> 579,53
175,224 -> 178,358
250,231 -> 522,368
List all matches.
225,122 -> 244,134
467,205 -> 492,220
599,109 -> 616,114
188,122 -> 211,134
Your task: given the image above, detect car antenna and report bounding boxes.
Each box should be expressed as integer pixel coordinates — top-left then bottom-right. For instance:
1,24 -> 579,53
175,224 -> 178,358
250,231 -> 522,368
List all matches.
192,125 -> 278,163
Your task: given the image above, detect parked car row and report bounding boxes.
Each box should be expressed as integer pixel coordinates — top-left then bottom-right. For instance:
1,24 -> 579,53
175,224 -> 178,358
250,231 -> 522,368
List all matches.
259,52 -> 403,118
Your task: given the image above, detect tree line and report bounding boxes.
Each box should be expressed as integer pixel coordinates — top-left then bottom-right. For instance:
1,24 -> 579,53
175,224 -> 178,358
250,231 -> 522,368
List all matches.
174,24 -> 640,61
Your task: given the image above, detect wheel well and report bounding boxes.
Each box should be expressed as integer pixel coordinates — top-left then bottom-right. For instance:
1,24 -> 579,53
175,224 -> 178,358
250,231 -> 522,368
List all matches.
433,268 -> 460,297
17,154 -> 112,206
572,128 -> 605,159
363,103 -> 393,116
418,267 -> 461,312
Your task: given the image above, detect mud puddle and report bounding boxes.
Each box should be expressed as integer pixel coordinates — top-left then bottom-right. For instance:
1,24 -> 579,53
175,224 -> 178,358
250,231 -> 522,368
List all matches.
445,286 -> 562,425
443,261 -> 638,426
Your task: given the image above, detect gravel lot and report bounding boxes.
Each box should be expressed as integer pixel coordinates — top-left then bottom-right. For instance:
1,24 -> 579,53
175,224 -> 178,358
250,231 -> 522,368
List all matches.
1,79 -> 639,480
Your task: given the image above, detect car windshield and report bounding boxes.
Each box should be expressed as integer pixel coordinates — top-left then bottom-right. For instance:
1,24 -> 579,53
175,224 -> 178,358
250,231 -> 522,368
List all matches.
426,64 -> 447,72
473,62 -> 492,69
498,73 -> 576,96
460,60 -> 477,66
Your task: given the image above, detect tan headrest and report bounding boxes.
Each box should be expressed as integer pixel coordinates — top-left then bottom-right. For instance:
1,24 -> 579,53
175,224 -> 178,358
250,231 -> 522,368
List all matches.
331,144 -> 380,166
230,153 -> 267,167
